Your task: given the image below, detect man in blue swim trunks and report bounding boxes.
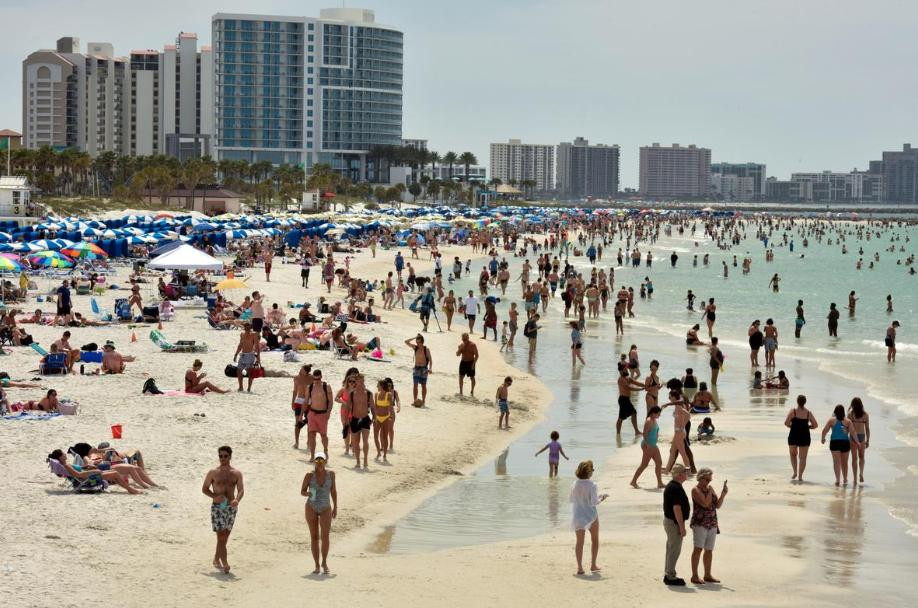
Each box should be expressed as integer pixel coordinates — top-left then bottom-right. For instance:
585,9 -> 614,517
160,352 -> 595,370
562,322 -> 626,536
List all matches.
405,334 -> 432,407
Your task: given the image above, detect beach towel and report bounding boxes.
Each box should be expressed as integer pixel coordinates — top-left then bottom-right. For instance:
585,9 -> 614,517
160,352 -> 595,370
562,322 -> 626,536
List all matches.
3,411 -> 61,421
30,343 -> 49,357
143,390 -> 205,397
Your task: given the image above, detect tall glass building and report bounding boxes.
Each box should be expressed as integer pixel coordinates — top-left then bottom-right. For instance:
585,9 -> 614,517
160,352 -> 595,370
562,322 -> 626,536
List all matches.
211,8 -> 403,181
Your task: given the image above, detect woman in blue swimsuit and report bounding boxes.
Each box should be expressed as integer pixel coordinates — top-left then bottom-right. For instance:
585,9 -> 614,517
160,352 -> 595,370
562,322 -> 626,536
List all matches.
301,452 -> 337,574
630,405 -> 664,488
820,405 -> 860,486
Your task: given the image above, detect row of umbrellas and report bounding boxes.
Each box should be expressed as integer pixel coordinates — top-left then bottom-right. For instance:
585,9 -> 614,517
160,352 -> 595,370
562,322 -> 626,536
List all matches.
0,242 -> 107,272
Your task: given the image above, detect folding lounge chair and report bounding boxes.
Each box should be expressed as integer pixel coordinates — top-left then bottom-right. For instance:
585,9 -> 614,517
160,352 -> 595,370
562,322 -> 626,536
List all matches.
149,329 -> 208,353
48,459 -> 108,493
90,297 -> 113,321
40,352 -> 68,375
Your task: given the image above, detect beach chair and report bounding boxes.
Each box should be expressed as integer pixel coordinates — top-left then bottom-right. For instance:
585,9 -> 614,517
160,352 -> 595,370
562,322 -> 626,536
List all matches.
149,329 -> 208,353
114,298 -> 132,321
30,343 -> 49,357
90,297 -> 114,322
48,459 -> 108,493
40,352 -> 68,375
207,316 -> 234,330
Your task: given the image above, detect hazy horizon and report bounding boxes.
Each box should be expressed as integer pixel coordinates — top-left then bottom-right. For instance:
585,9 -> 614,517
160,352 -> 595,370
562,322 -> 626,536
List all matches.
3,0 -> 917,188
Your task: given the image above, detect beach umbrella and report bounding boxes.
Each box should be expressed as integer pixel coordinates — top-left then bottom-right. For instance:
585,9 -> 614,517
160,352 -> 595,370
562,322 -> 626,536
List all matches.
81,227 -> 104,237
192,222 -> 218,232
0,256 -> 22,272
215,278 -> 248,291
30,239 -> 64,251
28,251 -> 75,268
125,235 -> 152,245
61,241 -> 108,259
0,232 -> 12,243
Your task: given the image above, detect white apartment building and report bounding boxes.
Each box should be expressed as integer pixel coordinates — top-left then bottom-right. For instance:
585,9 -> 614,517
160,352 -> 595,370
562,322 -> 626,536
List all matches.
24,34 -> 213,160
23,37 -> 126,155
490,139 -> 554,191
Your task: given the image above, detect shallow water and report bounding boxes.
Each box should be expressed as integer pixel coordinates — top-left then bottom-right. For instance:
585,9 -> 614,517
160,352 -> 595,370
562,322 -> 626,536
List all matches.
371,220 -> 918,554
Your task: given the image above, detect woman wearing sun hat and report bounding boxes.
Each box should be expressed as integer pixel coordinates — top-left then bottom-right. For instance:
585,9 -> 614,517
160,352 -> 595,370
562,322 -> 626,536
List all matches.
301,452 -> 337,574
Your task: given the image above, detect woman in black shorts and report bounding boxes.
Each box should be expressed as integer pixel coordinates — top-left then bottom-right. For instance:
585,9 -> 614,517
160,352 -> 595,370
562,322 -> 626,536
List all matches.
820,404 -> 860,486
784,394 -> 818,481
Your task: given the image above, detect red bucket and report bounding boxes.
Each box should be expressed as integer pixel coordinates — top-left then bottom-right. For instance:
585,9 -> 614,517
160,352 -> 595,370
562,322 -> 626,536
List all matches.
111,424 -> 123,439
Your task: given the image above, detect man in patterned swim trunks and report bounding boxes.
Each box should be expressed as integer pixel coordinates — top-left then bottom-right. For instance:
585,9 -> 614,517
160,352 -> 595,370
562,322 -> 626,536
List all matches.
202,446 -> 244,574
233,322 -> 260,393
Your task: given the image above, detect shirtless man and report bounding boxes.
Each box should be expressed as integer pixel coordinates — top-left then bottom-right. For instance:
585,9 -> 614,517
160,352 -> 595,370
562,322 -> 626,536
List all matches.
306,368 -> 333,461
347,374 -> 372,468
456,333 -> 479,396
100,342 -> 129,374
233,322 -> 260,392
52,330 -> 80,373
250,292 -> 265,334
291,365 -> 313,449
202,446 -> 244,574
262,247 -> 273,282
405,335 -> 432,406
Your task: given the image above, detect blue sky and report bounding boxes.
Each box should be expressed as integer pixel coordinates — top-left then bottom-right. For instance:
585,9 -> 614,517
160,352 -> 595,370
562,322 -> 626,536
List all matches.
3,0 -> 917,187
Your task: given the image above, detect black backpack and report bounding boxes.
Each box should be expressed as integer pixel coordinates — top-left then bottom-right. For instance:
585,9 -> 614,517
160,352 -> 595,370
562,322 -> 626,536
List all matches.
142,378 -> 163,395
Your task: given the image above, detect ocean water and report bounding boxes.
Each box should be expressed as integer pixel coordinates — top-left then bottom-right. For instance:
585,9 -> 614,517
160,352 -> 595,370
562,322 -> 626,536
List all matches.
371,219 -> 918,555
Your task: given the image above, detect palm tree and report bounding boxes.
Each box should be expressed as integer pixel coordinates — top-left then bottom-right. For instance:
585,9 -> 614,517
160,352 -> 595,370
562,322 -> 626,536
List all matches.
442,151 -> 458,182
182,158 -> 215,210
427,150 -> 440,182
459,151 -> 478,183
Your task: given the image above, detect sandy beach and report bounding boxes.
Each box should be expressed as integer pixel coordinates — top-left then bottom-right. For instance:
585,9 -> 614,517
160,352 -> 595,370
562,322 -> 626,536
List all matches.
0,241 -> 552,608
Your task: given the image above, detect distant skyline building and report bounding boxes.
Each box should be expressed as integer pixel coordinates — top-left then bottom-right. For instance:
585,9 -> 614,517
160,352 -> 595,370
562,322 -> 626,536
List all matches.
403,138 -> 427,151
556,136 -> 620,199
126,32 -> 213,159
872,144 -> 918,203
639,143 -> 711,198
419,164 -> 486,182
709,162 -> 765,201
489,139 -> 554,191
23,34 -> 212,160
765,170 -> 883,202
212,8 -> 403,181
22,37 -> 127,155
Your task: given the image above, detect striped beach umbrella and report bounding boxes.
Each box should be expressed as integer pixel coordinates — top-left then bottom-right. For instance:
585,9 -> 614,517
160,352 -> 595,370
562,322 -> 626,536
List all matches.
27,251 -> 75,268
61,241 -> 108,259
0,256 -> 22,272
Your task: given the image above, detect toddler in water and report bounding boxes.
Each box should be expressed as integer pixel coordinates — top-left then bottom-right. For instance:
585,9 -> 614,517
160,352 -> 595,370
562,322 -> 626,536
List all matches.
752,370 -> 763,389
535,430 -> 569,477
499,321 -> 509,353
697,417 -> 715,439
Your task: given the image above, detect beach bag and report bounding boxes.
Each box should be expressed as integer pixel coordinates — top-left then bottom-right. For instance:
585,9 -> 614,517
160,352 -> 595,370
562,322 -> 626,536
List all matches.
224,364 -> 238,378
82,342 -> 99,352
58,400 -> 79,415
142,378 -> 163,395
250,366 -> 265,379
409,297 -> 421,313
283,350 -> 300,363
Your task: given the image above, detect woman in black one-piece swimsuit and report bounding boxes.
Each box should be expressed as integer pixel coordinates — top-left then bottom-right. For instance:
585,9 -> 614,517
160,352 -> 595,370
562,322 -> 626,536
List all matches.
785,394 -> 817,481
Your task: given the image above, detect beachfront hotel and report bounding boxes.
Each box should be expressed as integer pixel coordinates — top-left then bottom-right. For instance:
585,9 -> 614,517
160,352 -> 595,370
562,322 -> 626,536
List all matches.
211,8 -> 404,181
22,34 -> 214,160
556,137 -> 620,199
490,139 -> 554,191
709,162 -> 766,201
639,143 -> 711,198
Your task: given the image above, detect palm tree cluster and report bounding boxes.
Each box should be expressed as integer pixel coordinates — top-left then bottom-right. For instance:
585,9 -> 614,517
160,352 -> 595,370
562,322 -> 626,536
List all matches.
367,145 -> 480,183
8,144 -> 484,211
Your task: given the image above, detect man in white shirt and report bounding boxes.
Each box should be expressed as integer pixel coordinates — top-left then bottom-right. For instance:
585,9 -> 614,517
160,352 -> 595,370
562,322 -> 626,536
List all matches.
463,290 -> 480,333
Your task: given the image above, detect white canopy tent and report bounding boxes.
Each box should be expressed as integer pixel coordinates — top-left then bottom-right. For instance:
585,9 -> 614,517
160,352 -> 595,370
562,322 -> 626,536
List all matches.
148,244 -> 223,271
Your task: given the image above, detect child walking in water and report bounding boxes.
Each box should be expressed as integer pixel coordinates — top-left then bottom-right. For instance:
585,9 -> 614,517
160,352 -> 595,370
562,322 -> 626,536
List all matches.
535,430 -> 569,477
496,376 -> 513,429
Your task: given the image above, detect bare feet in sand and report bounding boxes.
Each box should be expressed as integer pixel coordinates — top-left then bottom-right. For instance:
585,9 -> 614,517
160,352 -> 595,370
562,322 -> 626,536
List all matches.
703,576 -> 720,583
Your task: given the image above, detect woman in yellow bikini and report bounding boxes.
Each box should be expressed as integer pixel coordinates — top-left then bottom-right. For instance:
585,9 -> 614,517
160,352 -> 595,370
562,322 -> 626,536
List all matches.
372,379 -> 394,462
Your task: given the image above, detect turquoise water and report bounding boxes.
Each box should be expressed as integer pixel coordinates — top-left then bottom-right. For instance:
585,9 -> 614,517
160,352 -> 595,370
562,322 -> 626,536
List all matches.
372,219 -> 918,554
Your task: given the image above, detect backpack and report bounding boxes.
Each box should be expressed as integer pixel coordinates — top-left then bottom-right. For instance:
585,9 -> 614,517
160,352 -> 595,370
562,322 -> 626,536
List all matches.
81,342 -> 98,352
409,296 -> 421,313
142,378 -> 163,395
224,364 -> 238,377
